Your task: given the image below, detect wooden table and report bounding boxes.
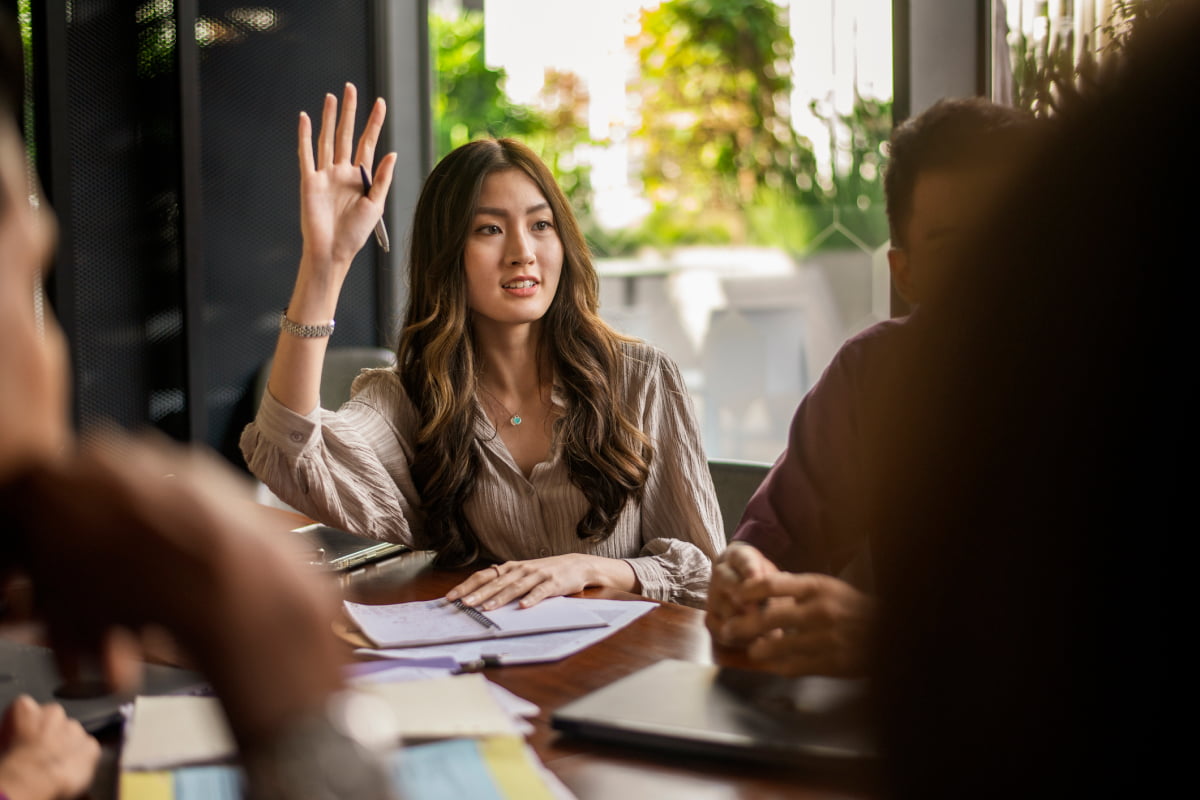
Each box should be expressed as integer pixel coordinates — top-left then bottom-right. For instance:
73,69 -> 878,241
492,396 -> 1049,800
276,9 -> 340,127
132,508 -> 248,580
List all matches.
340,550 -> 879,800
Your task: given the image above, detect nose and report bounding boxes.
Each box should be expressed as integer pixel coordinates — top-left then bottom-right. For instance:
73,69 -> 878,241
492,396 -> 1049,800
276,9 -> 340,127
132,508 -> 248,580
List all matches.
506,229 -> 534,267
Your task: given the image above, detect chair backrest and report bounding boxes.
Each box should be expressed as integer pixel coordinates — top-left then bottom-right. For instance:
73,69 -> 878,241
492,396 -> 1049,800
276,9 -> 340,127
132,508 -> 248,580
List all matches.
707,458 -> 772,541
252,346 -> 396,411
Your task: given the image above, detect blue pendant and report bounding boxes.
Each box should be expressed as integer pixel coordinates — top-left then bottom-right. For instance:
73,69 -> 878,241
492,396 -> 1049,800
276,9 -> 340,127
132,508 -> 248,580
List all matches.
511,415 -> 522,426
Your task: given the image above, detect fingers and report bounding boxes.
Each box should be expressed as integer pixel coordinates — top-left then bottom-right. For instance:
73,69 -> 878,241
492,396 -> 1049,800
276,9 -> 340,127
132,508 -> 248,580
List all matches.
458,565 -> 535,610
333,82 -> 358,165
354,96 -> 387,173
368,152 -> 398,205
316,92 -> 337,170
102,627 -> 145,695
446,560 -> 578,610
6,694 -> 39,737
723,543 -> 774,581
297,111 -> 314,175
736,571 -> 823,607
444,565 -> 500,602
747,633 -> 832,677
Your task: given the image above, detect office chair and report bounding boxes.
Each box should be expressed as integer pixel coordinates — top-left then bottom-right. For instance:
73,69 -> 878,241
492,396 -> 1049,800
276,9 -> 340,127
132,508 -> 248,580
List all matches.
706,458 -> 772,541
250,346 -> 395,512
252,345 -> 396,411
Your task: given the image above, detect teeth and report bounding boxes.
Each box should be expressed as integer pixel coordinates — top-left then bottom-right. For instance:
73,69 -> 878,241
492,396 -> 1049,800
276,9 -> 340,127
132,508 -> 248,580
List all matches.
503,280 -> 537,289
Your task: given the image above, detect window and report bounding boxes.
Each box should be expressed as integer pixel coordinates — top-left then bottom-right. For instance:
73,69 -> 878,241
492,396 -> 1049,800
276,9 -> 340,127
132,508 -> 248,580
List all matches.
431,0 -> 893,461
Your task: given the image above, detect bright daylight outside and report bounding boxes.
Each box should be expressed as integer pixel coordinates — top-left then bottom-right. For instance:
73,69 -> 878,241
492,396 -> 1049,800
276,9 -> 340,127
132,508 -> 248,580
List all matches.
430,0 -> 894,462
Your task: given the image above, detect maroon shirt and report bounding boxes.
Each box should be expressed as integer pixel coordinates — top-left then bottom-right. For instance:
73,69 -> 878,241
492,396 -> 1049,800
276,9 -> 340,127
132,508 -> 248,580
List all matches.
732,316 -> 912,578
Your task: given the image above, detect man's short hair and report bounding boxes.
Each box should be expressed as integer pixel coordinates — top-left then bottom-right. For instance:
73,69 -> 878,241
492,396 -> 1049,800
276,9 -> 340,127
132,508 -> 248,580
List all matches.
884,97 -> 1036,247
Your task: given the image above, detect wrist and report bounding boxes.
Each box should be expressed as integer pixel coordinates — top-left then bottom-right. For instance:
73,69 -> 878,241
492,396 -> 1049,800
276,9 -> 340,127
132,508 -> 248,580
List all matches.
289,263 -> 345,319
596,556 -> 639,593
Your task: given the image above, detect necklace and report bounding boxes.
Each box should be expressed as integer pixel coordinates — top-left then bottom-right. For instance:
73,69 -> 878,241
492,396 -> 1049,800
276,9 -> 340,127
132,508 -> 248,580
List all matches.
478,384 -> 523,426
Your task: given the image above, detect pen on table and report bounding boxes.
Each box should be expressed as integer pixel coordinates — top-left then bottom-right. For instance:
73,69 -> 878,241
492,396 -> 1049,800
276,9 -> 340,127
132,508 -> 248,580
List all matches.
456,655 -> 504,673
452,598 -> 502,631
359,163 -> 390,252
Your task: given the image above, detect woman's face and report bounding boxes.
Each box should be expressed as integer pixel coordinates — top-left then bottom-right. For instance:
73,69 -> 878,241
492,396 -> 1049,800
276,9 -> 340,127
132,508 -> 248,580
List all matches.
463,168 -> 564,333
0,119 -> 69,478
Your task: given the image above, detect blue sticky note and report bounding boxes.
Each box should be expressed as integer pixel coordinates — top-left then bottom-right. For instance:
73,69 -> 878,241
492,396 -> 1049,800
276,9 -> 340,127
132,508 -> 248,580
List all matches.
390,740 -> 504,800
174,765 -> 243,800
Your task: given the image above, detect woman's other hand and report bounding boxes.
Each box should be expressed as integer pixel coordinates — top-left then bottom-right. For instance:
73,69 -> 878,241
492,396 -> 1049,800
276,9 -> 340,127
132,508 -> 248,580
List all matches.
444,555 -> 639,610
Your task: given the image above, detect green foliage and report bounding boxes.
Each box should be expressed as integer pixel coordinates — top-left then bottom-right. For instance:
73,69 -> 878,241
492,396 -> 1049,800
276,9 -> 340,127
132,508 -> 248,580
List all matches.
806,93 -> 893,251
430,11 -> 597,231
630,0 -> 819,246
1012,0 -> 1184,118
430,11 -> 544,156
429,1 -> 892,257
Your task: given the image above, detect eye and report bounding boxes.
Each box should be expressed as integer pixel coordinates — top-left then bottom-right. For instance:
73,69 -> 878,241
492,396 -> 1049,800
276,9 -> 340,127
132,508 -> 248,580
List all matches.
532,219 -> 554,231
476,224 -> 502,235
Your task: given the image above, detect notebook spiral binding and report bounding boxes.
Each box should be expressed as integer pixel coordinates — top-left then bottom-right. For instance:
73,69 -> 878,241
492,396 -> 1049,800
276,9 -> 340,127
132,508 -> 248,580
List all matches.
454,599 -> 500,630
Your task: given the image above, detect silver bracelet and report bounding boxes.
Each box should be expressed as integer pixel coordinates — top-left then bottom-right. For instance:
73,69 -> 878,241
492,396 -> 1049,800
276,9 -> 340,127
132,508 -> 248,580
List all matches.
280,309 -> 335,338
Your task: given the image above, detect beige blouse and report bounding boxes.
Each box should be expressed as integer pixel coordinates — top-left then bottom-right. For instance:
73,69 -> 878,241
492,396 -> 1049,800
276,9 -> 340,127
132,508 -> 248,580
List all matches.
239,341 -> 723,607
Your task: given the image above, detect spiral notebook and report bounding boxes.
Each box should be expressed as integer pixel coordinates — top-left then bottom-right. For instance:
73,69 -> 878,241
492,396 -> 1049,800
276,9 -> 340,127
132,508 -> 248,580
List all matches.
343,596 -> 609,648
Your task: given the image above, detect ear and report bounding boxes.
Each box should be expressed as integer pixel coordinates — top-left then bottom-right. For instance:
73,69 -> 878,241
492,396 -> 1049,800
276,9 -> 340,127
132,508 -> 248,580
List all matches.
888,246 -> 918,307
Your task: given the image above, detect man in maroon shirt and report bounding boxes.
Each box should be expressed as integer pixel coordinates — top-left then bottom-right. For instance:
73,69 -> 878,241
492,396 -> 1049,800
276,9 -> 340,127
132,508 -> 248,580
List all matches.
704,97 -> 1037,676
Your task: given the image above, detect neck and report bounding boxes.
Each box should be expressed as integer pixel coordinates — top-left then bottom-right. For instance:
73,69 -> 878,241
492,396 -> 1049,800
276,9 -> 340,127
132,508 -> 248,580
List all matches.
473,318 -> 548,394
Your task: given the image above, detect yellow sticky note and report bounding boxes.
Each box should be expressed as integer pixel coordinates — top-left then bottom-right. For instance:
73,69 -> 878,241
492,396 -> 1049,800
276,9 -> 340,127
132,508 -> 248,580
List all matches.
118,770 -> 174,800
478,735 -> 557,800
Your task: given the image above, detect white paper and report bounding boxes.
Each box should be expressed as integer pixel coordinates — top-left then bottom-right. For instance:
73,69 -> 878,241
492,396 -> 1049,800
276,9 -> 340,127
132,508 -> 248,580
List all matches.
358,673 -> 518,738
345,595 -> 609,648
121,695 -> 236,770
356,597 -> 658,665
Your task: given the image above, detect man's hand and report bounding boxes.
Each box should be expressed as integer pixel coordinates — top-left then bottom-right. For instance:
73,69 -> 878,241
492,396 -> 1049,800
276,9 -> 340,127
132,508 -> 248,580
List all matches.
725,572 -> 874,677
704,543 -> 779,645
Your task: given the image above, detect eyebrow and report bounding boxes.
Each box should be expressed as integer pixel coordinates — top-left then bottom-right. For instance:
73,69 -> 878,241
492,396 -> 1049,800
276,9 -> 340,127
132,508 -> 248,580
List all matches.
473,202 -> 551,217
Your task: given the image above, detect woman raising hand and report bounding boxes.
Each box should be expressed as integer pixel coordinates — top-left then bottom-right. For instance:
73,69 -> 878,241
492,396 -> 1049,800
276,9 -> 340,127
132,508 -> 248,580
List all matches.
242,85 -> 723,608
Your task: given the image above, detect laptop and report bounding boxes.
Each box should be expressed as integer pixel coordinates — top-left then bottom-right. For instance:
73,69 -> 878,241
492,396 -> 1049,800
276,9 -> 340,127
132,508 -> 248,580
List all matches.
291,523 -> 408,572
551,659 -> 876,768
0,638 -> 208,733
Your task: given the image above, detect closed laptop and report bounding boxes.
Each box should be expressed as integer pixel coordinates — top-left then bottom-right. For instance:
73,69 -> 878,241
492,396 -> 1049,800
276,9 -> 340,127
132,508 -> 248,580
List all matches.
551,658 -> 876,767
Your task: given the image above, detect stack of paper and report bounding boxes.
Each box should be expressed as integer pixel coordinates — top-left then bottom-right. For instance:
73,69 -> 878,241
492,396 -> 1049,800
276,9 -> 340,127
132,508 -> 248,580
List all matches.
356,597 -> 659,666
118,674 -> 570,799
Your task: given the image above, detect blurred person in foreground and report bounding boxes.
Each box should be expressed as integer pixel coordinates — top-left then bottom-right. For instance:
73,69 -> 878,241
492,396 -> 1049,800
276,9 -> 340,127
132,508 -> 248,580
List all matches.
0,10 -> 395,799
705,97 -> 1037,676
867,4 -> 1189,796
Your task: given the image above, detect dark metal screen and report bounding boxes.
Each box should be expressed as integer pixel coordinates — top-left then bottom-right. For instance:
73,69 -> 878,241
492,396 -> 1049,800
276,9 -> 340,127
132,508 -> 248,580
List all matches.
33,1 -> 387,468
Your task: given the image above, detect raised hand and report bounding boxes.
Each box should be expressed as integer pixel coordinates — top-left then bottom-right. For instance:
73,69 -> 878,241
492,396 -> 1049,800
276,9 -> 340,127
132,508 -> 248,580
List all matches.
297,82 -> 396,288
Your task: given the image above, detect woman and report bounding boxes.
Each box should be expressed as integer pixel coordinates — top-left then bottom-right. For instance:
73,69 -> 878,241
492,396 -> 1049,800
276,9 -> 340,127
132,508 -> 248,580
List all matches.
241,84 -> 723,608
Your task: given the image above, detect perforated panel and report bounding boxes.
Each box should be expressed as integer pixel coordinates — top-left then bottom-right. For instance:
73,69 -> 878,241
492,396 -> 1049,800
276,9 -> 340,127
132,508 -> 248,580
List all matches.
42,2 -> 388,463
197,0 -> 383,459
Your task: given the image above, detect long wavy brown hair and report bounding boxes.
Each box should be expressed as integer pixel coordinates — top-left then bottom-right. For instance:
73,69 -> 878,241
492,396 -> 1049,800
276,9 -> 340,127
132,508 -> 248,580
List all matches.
396,138 -> 651,566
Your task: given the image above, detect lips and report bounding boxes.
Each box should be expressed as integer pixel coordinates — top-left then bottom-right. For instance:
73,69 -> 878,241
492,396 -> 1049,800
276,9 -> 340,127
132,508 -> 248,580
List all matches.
502,279 -> 538,289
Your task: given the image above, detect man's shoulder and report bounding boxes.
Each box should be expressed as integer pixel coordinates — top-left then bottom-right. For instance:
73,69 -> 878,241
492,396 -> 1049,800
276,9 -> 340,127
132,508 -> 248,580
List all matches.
841,315 -> 912,351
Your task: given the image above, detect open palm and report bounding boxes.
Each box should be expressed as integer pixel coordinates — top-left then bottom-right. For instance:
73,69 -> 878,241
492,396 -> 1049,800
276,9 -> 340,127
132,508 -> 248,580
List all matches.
298,82 -> 396,279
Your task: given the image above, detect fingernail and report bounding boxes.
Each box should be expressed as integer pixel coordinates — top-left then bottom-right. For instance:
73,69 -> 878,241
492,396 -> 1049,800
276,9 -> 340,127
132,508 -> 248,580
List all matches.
483,601 -> 496,610
463,595 -> 475,605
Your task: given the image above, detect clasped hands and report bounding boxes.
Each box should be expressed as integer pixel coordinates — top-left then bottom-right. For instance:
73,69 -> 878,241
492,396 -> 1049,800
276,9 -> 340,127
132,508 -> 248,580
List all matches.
705,543 -> 874,677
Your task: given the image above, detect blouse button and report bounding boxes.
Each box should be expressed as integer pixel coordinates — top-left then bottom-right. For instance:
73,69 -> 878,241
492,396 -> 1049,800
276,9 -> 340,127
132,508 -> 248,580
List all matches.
289,431 -> 304,443
539,548 -> 550,557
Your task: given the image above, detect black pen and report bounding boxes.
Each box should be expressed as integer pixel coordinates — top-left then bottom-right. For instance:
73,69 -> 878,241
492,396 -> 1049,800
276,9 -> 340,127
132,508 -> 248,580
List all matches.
359,163 -> 390,252
453,598 -> 501,631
